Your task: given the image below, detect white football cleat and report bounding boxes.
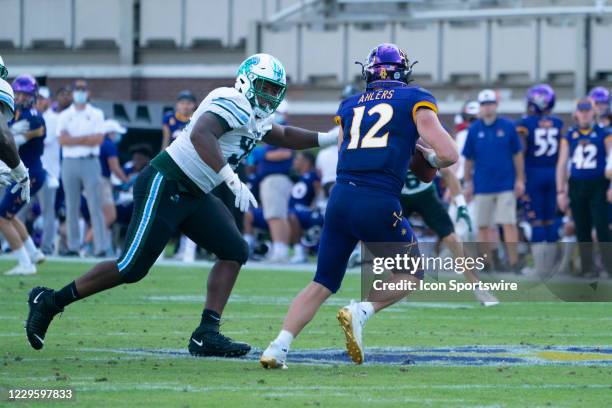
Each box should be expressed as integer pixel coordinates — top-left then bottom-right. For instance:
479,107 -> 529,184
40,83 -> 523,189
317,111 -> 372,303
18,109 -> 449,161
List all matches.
4,264 -> 37,276
260,341 -> 288,369
31,249 -> 46,265
289,253 -> 307,264
474,289 -> 500,307
337,301 -> 365,364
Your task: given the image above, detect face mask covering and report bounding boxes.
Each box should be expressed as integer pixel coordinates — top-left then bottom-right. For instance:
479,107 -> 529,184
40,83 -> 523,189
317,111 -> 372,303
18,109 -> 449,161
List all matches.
73,90 -> 88,105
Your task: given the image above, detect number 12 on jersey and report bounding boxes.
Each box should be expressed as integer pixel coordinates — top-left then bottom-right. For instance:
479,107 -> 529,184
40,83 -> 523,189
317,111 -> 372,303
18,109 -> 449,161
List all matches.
347,103 -> 393,149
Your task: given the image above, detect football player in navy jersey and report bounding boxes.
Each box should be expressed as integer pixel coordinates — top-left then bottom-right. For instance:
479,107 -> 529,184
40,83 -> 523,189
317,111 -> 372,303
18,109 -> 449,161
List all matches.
261,43 -> 458,368
556,98 -> 612,277
515,85 -> 564,273
1,75 -> 47,275
160,90 -> 196,150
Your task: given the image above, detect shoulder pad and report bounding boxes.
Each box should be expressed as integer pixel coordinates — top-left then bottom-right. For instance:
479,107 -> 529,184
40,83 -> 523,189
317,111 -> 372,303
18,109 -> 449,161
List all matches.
205,87 -> 253,129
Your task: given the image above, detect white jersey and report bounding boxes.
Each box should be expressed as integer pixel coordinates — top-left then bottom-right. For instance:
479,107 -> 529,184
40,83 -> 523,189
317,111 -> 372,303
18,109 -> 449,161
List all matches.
0,78 -> 15,121
166,87 -> 273,194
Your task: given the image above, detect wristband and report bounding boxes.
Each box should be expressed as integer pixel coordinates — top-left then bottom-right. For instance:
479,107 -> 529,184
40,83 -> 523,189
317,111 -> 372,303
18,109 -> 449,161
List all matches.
218,164 -> 235,184
454,194 -> 467,207
317,131 -> 337,147
426,152 -> 440,168
11,161 -> 27,174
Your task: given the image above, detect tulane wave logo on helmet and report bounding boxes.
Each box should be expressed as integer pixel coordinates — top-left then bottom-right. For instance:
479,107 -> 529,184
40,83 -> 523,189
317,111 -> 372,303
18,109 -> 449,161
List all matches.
235,54 -> 287,119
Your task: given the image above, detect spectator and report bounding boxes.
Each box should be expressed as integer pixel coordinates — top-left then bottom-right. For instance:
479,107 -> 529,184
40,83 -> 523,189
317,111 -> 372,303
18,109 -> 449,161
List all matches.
35,86 -> 61,254
57,78 -> 106,256
96,119 -> 129,253
259,143 -> 294,262
556,98 -> 612,277
53,85 -> 72,112
288,151 -> 321,263
161,90 -> 196,150
452,100 -> 479,182
463,89 -> 524,272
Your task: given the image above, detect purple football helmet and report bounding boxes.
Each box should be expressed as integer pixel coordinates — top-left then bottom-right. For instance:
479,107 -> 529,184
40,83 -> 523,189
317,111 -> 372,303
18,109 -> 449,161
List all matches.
12,74 -> 38,96
359,43 -> 415,89
526,84 -> 555,114
589,86 -> 610,105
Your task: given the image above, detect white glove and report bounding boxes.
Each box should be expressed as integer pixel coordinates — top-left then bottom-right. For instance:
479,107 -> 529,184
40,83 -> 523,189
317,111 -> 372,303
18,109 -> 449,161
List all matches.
10,161 -> 30,203
218,164 -> 258,212
10,120 -> 30,136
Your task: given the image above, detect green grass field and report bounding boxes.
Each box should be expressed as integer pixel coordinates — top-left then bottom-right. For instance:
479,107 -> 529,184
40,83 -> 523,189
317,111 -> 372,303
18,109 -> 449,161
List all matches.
1,259 -> 611,407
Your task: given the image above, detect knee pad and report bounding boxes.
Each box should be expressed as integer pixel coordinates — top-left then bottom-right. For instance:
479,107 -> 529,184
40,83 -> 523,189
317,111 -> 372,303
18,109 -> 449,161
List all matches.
218,238 -> 249,266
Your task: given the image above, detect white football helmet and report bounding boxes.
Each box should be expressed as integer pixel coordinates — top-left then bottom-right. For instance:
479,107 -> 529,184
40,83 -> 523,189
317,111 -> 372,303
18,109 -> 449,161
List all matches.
235,53 -> 287,119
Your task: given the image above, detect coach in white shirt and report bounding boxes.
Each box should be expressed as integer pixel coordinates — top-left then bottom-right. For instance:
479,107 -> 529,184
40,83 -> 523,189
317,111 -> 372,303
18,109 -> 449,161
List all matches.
57,79 -> 106,256
35,87 -> 61,254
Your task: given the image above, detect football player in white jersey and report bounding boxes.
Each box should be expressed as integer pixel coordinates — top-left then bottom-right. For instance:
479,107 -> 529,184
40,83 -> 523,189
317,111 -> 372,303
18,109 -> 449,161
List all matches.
0,55 -> 31,201
25,54 -> 338,357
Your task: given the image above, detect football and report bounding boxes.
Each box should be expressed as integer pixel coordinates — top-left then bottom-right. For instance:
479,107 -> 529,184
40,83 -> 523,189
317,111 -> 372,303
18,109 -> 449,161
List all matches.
409,148 -> 437,183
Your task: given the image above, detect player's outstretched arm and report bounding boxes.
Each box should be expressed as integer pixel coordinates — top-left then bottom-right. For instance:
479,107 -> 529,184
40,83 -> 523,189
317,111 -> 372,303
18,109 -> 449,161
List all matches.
415,108 -> 458,168
263,123 -> 337,150
0,109 -> 20,168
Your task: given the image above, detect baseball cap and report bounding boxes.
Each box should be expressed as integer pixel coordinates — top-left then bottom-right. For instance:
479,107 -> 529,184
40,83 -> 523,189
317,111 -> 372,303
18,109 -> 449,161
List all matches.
37,86 -> 51,99
102,119 -> 127,135
464,100 -> 480,115
478,89 -> 497,104
176,90 -> 196,102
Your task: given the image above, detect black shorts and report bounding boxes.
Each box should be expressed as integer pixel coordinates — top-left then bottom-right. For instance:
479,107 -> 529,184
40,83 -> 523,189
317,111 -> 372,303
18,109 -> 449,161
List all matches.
116,165 -> 248,283
400,186 -> 454,239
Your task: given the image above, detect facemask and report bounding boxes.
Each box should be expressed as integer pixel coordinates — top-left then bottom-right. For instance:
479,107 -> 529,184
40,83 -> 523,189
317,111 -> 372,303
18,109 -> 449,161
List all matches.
73,90 -> 88,105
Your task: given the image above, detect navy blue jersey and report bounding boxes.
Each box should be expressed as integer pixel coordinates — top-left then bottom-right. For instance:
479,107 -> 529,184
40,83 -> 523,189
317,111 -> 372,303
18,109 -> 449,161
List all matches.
258,145 -> 293,177
9,107 -> 46,172
289,170 -> 319,209
335,86 -> 437,196
162,111 -> 190,142
565,125 -> 611,180
516,114 -> 564,167
463,117 -> 522,194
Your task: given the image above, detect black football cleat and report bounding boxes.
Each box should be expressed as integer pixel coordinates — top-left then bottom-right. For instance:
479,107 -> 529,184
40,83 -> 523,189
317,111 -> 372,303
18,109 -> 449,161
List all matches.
25,287 -> 62,350
188,327 -> 251,358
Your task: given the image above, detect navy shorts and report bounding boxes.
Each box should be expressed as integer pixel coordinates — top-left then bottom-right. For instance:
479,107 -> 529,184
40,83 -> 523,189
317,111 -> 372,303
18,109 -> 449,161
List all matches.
314,182 -> 422,293
0,168 -> 46,218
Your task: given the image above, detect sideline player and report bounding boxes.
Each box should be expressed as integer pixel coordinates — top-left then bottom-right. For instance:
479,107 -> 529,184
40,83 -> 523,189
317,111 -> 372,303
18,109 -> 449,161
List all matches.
515,85 -> 563,274
1,75 -> 47,275
556,98 -> 612,277
0,56 -> 31,209
400,168 -> 498,306
25,54 -> 339,357
261,43 -> 458,368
